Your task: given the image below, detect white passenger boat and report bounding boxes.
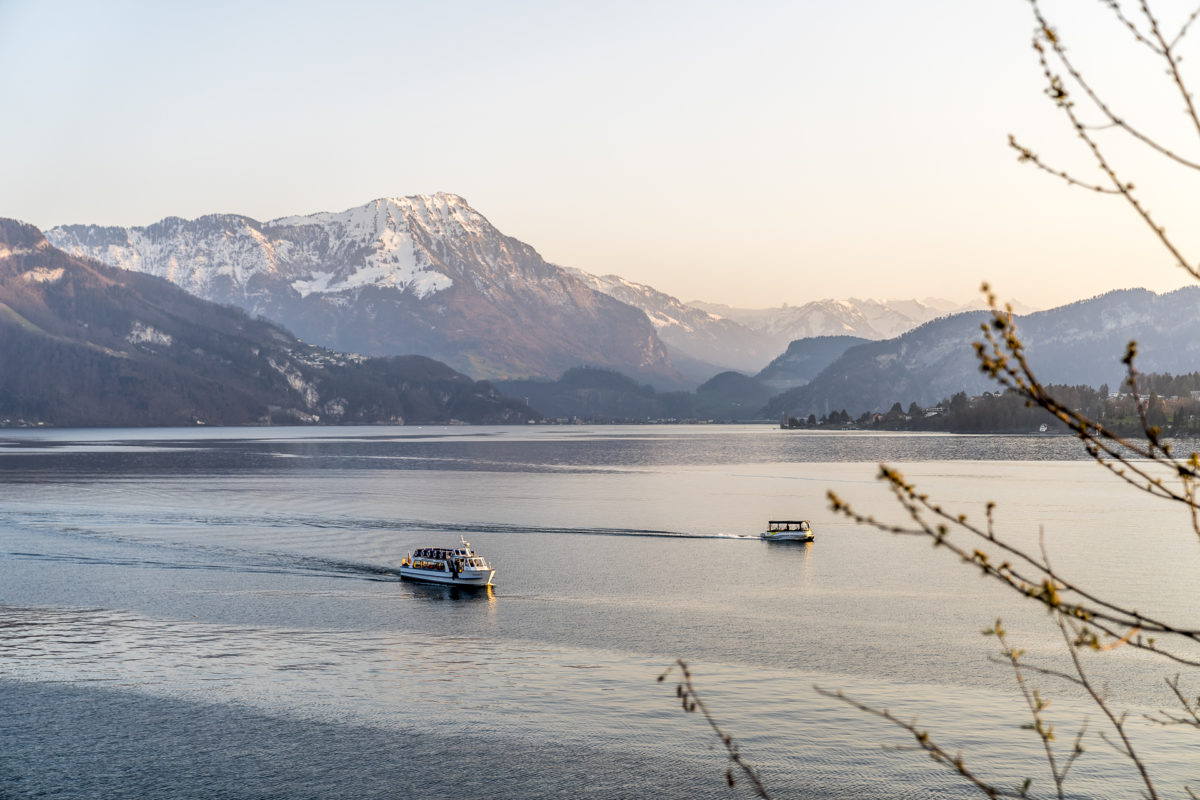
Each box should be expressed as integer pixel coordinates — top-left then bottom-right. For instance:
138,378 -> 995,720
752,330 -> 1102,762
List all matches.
398,537 -> 495,587
761,520 -> 815,542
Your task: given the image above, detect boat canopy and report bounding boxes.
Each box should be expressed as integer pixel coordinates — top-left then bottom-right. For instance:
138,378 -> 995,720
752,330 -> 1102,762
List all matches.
767,520 -> 811,532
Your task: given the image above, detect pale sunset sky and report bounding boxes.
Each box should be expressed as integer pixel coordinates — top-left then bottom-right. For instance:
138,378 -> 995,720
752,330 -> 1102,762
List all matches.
2,0 -> 1199,310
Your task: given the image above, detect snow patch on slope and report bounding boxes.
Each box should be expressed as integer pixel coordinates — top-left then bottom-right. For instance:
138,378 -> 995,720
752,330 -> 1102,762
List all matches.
21,267 -> 65,284
127,322 -> 173,347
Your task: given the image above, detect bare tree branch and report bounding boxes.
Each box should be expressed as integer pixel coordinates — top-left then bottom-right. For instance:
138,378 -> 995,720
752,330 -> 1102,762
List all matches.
1137,0 -> 1200,142
1032,1 -> 1200,172
814,686 -> 1023,799
658,659 -> 772,799
1057,615 -> 1160,799
1008,135 -> 1124,192
1098,0 -> 1165,55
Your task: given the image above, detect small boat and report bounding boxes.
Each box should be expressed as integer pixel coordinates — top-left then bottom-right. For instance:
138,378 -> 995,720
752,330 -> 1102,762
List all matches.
761,520 -> 815,542
398,536 -> 495,587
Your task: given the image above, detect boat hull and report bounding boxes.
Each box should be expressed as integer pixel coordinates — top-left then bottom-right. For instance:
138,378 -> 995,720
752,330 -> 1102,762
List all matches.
761,533 -> 814,542
762,519 -> 815,542
398,566 -> 495,587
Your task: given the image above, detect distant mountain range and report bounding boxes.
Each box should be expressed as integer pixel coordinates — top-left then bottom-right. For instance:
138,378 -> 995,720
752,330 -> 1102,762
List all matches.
691,296 -> 1037,345
0,219 -> 536,427
45,194 -> 1027,385
46,194 -> 675,384
33,193 -> 1200,429
761,288 -> 1200,419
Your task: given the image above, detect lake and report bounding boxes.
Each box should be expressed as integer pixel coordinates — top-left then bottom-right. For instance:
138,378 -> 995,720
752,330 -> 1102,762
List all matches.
2,425 -> 1197,799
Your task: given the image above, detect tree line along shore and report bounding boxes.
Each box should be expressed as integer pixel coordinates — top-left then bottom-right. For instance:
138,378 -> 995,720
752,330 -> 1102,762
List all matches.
782,373 -> 1200,436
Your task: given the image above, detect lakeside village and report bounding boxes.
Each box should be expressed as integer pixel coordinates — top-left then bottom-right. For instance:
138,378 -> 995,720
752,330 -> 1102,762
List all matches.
784,376 -> 1200,436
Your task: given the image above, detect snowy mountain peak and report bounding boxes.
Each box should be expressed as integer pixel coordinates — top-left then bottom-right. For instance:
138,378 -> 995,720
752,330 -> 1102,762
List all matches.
47,195 -> 499,303
271,193 -> 484,239
43,195 -> 677,382
386,193 -> 493,241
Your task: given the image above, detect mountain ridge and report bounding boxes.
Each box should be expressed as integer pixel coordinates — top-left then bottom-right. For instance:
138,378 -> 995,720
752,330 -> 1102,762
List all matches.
48,194 -> 1034,385
564,268 -> 779,375
0,218 -> 537,427
46,194 -> 677,383
760,287 -> 1200,419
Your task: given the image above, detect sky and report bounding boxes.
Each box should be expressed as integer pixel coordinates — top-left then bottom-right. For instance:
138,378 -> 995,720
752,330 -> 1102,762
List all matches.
3,0 -> 1200,310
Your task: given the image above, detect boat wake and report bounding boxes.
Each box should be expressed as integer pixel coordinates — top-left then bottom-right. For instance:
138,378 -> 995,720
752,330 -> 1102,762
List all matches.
3,510 -> 758,591
2,545 -> 403,583
388,520 -> 758,540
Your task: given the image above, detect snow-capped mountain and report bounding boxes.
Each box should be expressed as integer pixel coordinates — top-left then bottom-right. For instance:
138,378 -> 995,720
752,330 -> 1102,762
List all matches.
690,296 -> 1038,346
46,194 -> 675,382
565,269 -> 780,375
690,298 -> 938,342
0,218 -> 536,426
562,274 -> 984,378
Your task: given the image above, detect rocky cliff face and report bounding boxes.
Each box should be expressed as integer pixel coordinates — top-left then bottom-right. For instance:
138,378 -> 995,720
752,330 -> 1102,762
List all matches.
46,194 -> 676,382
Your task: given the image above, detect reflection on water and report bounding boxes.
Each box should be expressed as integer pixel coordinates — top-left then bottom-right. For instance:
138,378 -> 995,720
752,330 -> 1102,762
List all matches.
405,581 -> 498,605
2,425 -> 1199,798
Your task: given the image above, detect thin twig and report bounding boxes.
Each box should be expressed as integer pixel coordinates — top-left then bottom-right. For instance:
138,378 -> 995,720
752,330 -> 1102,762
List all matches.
1146,674 -> 1200,728
659,659 -> 772,798
814,686 -> 1021,799
994,621 -> 1068,800
1138,0 -> 1200,142
1032,1 -> 1200,172
1057,616 -> 1159,799
1008,135 -> 1123,192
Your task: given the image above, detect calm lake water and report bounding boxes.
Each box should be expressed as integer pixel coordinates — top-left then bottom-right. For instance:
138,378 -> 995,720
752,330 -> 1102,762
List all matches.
2,425 -> 1198,799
